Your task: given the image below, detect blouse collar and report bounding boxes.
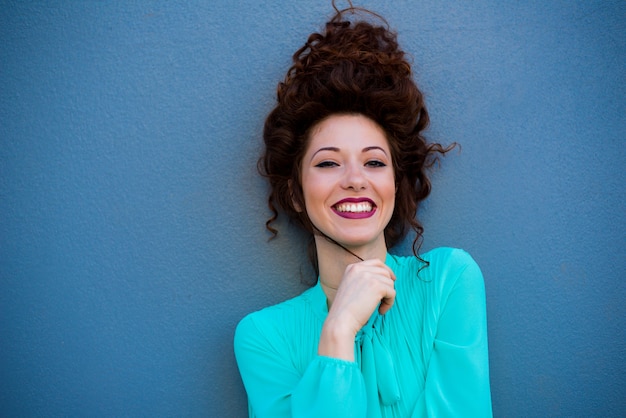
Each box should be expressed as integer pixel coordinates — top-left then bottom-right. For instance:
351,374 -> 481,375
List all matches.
308,252 -> 399,320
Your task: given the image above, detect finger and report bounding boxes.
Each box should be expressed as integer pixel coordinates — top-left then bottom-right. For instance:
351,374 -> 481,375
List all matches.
378,288 -> 396,315
357,261 -> 396,281
378,295 -> 395,315
366,260 -> 396,282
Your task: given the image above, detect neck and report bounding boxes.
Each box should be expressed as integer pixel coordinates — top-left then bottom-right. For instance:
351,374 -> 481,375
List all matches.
315,235 -> 387,307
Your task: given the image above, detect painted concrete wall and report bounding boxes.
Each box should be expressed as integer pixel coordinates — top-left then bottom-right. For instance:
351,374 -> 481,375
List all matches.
1,1 -> 624,416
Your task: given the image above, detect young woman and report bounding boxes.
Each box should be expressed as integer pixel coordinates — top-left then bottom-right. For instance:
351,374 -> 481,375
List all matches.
235,5 -> 492,417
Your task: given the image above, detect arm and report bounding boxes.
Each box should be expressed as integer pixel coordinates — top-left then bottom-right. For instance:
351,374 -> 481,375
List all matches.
234,259 -> 394,417
318,259 -> 396,361
422,252 -> 493,416
234,314 -> 367,418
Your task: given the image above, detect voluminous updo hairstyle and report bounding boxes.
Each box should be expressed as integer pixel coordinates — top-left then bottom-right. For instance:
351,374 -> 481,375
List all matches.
260,4 -> 453,269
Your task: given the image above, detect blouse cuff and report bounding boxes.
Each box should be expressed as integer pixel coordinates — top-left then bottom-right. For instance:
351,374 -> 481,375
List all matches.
291,355 -> 367,417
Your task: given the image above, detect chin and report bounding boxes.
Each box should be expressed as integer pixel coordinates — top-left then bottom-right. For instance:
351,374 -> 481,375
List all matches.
328,233 -> 386,252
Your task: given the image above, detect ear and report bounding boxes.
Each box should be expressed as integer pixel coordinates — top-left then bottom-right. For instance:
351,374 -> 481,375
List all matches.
288,179 -> 303,213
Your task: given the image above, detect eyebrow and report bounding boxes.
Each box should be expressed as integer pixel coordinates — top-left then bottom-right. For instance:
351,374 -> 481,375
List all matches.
362,146 -> 389,156
311,146 -> 389,161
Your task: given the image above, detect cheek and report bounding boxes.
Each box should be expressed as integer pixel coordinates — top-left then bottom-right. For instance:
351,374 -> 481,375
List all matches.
382,172 -> 396,198
386,189 -> 396,214
382,175 -> 397,216
302,181 -> 326,211
301,164 -> 333,197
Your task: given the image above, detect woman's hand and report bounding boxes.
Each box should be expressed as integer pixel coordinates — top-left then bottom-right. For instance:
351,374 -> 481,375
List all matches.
318,259 -> 396,361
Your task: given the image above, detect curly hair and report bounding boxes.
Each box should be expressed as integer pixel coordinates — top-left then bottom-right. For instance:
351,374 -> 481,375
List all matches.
259,6 -> 454,269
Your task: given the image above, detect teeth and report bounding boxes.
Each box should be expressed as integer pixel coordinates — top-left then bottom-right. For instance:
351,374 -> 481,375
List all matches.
335,202 -> 373,213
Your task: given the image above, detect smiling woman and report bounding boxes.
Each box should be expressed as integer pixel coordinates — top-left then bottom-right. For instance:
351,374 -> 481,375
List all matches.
234,4 -> 492,417
301,114 -> 396,260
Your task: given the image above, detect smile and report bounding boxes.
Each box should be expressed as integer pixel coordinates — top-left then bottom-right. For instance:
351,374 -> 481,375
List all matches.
332,198 -> 376,219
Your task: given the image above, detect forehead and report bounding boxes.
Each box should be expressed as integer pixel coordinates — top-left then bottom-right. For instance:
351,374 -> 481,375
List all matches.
307,114 -> 389,149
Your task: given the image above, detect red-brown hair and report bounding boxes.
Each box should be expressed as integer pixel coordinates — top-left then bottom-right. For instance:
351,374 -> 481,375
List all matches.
259,6 -> 454,269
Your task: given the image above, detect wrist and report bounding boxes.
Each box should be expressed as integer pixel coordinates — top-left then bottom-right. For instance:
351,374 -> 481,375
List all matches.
318,316 -> 357,361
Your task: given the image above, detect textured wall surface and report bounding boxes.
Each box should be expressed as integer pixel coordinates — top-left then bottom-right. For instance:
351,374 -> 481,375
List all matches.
1,1 -> 624,416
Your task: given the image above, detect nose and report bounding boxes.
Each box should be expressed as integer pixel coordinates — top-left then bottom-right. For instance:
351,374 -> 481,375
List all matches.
340,162 -> 367,191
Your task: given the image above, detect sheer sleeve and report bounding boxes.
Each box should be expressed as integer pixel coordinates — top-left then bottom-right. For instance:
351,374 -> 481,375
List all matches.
234,314 -> 367,418
418,250 -> 493,416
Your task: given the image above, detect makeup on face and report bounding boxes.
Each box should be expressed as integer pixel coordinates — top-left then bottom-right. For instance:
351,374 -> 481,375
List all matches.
300,114 -> 396,253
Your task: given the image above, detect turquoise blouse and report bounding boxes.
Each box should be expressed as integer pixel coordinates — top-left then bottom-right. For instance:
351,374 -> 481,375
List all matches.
234,247 -> 492,417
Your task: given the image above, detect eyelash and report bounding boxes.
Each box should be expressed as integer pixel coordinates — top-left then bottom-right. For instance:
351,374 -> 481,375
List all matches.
366,160 -> 387,168
315,161 -> 339,168
314,160 -> 387,168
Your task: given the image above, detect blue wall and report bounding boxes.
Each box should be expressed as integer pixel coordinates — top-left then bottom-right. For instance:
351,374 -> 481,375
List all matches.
1,1 -> 624,416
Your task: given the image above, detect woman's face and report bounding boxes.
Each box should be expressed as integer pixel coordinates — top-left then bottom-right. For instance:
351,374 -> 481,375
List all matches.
300,114 -> 395,253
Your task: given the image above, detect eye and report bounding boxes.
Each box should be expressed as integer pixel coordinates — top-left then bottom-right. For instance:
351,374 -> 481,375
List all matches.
365,160 -> 387,168
315,161 -> 339,168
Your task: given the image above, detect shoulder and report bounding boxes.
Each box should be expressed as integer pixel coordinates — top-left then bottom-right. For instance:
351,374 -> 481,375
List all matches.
234,286 -> 318,352
425,247 -> 485,298
392,247 -> 484,294
424,247 -> 481,273
392,247 -> 480,276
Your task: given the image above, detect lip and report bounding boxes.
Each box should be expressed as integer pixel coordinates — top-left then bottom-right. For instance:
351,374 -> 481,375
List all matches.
331,197 -> 377,219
